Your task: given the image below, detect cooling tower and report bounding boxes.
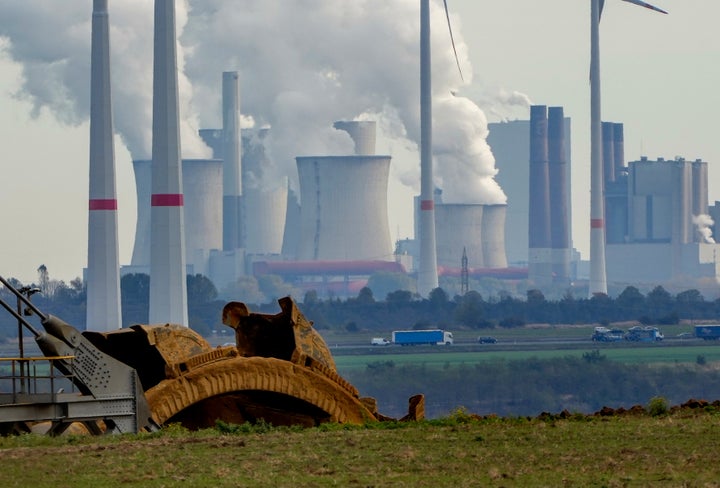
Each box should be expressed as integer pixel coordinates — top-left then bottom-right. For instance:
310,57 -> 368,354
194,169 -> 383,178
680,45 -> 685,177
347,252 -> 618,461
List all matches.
131,159 -> 222,277
602,122 -> 615,183
548,107 -> 570,283
417,0 -> 439,296
435,204 -> 484,269
481,204 -> 508,268
295,156 -> 393,262
528,105 -> 552,285
222,71 -> 242,251
333,121 -> 377,156
244,185 -> 288,255
149,0 -> 188,325
86,0 -> 122,331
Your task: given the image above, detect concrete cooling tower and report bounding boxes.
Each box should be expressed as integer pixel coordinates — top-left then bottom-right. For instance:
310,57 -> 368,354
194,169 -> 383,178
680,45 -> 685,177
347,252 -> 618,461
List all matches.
435,204 -> 484,268
333,121 -> 377,156
481,204 -> 508,268
131,159 -> 223,277
244,185 -> 288,255
295,155 -> 393,262
434,204 -> 508,269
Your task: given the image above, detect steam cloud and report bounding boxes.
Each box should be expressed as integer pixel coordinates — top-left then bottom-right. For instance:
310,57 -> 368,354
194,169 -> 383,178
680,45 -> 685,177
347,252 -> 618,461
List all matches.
0,0 -> 509,204
693,214 -> 716,244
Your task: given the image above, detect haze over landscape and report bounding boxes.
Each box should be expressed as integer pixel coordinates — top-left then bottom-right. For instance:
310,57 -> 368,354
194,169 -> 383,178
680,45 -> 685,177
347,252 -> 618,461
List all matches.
0,0 -> 717,286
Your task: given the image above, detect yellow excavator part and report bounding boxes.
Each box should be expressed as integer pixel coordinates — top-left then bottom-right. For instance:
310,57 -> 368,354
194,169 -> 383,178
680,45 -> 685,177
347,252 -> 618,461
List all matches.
145,356 -> 377,428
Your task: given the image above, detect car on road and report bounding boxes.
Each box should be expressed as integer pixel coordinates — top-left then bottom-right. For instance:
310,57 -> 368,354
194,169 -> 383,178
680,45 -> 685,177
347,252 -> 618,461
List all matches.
477,336 -> 497,344
370,337 -> 391,346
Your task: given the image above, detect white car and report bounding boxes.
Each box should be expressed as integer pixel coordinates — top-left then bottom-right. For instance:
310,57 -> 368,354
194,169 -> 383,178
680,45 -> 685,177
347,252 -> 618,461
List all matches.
370,337 -> 390,346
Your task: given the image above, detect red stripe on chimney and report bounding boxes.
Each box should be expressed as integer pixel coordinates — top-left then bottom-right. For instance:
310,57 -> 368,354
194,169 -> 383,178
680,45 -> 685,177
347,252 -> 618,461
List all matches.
420,200 -> 434,211
151,194 -> 184,206
89,199 -> 117,210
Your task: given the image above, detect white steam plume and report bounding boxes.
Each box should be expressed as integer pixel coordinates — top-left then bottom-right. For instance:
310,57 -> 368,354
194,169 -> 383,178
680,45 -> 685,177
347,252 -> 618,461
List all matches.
0,0 -> 506,203
693,214 -> 716,244
0,0 -> 209,159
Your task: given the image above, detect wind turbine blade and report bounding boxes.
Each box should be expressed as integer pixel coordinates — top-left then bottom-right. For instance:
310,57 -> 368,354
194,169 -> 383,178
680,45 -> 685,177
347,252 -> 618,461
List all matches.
599,0 -> 606,20
443,0 -> 464,82
621,0 -> 668,15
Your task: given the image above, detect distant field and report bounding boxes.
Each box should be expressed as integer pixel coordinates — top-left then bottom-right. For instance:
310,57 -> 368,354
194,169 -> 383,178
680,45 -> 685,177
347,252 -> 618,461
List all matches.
333,343 -> 720,371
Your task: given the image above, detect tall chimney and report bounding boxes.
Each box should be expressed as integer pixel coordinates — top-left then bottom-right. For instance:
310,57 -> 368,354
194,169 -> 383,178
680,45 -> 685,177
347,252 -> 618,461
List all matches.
613,123 -> 625,177
602,122 -> 615,183
222,71 -> 242,251
548,106 -> 570,284
417,0 -> 439,296
149,0 -> 188,326
333,121 -> 377,156
528,105 -> 552,285
86,0 -> 122,331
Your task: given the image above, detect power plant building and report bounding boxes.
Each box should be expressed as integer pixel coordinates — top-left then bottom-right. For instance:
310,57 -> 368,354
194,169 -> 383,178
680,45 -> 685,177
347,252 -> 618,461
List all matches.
605,156 -> 720,289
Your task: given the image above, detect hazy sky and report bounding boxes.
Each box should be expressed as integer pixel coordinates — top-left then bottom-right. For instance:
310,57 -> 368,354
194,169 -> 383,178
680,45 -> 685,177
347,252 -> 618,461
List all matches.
0,0 -> 717,285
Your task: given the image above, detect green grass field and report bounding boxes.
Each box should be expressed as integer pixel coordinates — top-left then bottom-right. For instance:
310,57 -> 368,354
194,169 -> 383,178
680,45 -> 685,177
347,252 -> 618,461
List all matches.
1,409 -> 719,487
334,343 -> 720,371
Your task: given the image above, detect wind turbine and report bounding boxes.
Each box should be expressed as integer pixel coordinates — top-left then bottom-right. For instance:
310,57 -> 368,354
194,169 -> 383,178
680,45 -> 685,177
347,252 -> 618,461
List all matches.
417,0 -> 463,297
588,0 -> 667,296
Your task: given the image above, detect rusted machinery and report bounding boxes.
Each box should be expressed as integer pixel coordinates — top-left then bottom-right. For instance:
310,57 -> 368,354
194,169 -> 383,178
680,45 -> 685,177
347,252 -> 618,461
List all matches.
0,276 -> 423,434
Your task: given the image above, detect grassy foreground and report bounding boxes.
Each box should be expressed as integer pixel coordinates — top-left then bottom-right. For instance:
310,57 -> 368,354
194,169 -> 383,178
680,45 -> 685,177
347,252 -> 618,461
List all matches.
1,405 -> 720,487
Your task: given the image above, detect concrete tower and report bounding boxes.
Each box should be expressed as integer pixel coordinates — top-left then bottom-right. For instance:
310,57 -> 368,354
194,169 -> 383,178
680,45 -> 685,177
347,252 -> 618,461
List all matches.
86,0 -> 122,331
295,155 -> 393,262
333,121 -> 377,156
222,71 -> 242,251
482,204 -> 509,269
528,105 -> 552,285
417,0 -> 439,296
435,204 -> 484,269
548,106 -> 570,283
149,0 -> 188,325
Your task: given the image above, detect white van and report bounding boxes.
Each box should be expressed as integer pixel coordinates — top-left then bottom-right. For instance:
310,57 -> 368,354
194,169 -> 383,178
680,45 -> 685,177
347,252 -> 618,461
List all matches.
370,337 -> 390,346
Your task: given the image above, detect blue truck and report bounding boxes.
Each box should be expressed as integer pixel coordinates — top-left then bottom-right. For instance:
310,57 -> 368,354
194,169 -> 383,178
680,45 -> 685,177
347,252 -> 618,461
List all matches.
392,329 -> 454,346
695,325 -> 720,340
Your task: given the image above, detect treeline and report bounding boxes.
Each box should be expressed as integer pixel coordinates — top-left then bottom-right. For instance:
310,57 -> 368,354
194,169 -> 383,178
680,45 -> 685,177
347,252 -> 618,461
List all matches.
2,272 -> 720,341
343,353 -> 720,418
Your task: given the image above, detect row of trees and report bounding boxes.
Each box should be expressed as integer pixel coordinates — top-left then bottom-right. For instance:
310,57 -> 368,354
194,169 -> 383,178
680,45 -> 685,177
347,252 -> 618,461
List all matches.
1,270 -> 719,341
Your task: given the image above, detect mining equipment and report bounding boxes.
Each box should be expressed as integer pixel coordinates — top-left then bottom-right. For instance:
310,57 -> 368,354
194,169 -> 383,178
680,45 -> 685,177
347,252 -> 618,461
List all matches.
0,276 -> 422,435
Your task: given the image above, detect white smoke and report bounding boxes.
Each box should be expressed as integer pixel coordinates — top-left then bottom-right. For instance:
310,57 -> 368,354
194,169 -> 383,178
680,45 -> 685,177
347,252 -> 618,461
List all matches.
0,0 -> 209,159
693,214 -> 716,244
0,0 -> 507,202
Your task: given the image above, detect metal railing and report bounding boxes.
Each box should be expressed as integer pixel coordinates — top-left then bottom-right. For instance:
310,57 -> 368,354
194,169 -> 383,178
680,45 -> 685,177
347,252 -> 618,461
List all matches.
0,355 -> 76,404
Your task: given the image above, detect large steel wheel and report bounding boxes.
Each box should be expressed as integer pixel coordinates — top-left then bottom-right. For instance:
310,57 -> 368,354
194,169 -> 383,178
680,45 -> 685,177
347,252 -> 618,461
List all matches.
144,356 -> 376,429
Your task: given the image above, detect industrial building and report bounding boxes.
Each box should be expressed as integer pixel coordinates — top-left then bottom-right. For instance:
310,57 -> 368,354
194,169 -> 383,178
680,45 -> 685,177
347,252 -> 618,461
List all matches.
605,156 -> 720,291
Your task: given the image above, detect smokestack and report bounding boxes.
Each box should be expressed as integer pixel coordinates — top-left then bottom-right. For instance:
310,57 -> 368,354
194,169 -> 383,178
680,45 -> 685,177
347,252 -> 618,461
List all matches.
613,123 -> 625,177
333,121 -> 377,155
149,0 -> 188,326
548,106 -> 570,283
86,0 -> 122,331
528,105 -> 551,285
417,0 -> 439,296
222,71 -> 242,251
692,159 -> 709,218
602,122 -> 615,183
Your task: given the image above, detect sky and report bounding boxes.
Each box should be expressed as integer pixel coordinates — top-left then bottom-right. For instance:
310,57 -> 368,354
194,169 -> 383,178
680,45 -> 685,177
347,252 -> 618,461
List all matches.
0,0 -> 717,285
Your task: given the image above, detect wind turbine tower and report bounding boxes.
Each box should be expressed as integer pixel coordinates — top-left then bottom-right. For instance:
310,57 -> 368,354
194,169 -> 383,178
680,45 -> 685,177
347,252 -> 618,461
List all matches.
588,0 -> 667,296
149,0 -> 189,325
417,0 -> 439,297
86,0 -> 122,331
